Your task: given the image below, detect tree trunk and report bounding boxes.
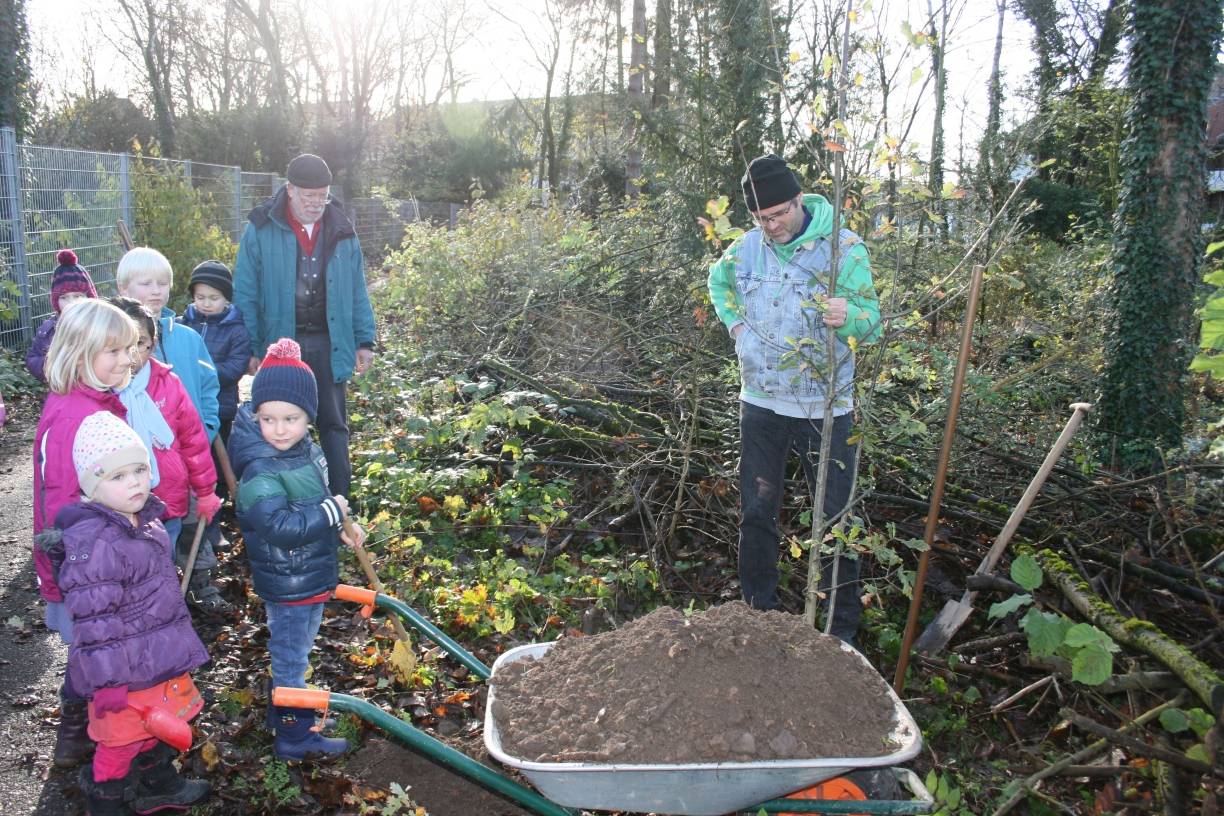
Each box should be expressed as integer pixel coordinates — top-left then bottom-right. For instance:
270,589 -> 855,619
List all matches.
927,0 -> 947,243
1097,0 -> 1224,468
650,0 -> 671,111
625,0 -> 647,199
1014,0 -> 1061,180
976,0 -> 1006,261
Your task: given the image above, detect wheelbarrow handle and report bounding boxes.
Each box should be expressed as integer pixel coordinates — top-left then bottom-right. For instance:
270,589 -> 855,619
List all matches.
274,687 -> 331,710
334,583 -> 376,618
331,583 -> 491,680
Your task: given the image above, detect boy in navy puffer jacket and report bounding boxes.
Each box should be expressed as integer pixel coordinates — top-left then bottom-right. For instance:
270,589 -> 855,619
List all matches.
177,260 -> 252,578
227,338 -> 365,760
48,411 -> 210,815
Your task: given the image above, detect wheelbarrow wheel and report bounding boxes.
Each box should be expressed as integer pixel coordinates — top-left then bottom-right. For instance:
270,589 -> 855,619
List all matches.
844,767 -> 903,799
780,776 -> 866,816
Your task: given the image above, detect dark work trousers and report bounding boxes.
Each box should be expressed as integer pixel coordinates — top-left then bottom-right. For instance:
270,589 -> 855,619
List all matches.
738,401 -> 862,642
297,331 -> 351,497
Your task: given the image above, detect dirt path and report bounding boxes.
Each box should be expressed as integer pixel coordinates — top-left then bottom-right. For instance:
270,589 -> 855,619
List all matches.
0,399 -> 76,815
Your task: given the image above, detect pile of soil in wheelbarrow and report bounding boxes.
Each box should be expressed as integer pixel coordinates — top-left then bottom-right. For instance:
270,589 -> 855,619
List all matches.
489,601 -> 901,764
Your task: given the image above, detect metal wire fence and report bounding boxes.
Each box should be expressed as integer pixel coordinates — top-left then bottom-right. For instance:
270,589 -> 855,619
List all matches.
0,126 -> 451,350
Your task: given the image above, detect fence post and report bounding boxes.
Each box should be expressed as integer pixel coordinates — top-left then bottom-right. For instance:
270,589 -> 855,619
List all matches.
119,152 -> 133,237
232,167 -> 243,239
0,126 -> 33,346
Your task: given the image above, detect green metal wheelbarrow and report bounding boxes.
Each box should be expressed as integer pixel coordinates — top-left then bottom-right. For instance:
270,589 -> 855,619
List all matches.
274,584 -> 933,816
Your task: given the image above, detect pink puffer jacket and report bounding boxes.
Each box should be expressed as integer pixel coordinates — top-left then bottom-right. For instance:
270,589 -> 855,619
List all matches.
143,358 -> 217,521
32,385 -> 128,602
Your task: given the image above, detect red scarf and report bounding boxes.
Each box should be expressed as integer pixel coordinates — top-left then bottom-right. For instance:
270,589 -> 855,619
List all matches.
285,204 -> 320,256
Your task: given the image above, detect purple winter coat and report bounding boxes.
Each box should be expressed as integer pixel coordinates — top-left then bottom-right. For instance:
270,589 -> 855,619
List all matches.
33,385 -> 128,602
55,496 -> 209,697
25,316 -> 57,384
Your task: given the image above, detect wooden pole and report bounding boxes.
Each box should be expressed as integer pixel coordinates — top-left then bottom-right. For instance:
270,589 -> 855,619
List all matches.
892,264 -> 984,694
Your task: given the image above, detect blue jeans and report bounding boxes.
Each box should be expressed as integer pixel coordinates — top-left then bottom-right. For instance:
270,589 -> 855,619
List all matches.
738,401 -> 861,642
266,602 -> 324,689
163,517 -> 182,548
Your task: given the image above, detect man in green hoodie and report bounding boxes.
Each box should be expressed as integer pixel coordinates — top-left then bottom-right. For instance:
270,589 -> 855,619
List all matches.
707,154 -> 881,645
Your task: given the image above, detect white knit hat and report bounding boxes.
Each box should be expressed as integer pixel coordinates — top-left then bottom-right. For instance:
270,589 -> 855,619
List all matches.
73,412 -> 149,499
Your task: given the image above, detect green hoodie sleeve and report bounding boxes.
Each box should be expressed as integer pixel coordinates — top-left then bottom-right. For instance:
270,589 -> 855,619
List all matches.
707,237 -> 747,334
834,240 -> 881,344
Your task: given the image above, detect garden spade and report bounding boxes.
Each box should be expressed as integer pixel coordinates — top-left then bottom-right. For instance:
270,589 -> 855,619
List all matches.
346,519 -> 417,678
912,401 -> 1092,655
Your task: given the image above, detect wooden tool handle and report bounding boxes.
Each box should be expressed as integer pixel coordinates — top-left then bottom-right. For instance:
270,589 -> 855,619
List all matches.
212,435 -> 238,498
975,402 -> 1092,577
347,521 -> 413,643
179,520 -> 207,596
116,219 -> 134,251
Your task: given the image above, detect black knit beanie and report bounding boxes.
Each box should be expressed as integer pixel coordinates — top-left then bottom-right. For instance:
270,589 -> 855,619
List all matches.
251,338 -> 319,421
189,260 -> 233,302
741,154 -> 801,211
286,154 -> 333,188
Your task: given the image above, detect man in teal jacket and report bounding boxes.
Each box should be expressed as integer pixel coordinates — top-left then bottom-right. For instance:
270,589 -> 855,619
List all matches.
233,154 -> 376,498
707,154 -> 881,645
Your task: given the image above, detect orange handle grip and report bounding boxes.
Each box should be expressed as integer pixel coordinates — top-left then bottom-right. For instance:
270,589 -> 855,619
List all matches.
272,687 -> 331,710
334,583 -> 377,606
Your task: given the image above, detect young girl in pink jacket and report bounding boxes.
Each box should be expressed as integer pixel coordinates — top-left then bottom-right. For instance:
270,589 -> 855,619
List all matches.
108,298 -> 220,562
32,299 -> 140,768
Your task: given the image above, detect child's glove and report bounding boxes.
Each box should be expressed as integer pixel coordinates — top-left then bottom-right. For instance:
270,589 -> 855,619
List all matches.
196,492 -> 222,524
92,685 -> 129,716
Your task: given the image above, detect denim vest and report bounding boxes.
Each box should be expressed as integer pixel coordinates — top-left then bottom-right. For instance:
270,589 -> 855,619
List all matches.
733,227 -> 859,412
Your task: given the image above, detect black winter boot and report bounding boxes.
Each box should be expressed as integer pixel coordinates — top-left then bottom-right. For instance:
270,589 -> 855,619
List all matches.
53,691 -> 93,768
186,569 -> 235,616
126,743 -> 211,814
80,765 -> 131,816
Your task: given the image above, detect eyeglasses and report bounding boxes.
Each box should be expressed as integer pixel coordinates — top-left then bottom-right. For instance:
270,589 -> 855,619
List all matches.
294,188 -> 329,204
751,198 -> 797,227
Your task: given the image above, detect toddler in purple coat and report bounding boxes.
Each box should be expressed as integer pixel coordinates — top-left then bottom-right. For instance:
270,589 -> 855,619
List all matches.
45,411 -> 211,815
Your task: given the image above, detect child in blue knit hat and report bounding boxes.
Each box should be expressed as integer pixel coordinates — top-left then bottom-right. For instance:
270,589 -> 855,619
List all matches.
226,338 -> 364,760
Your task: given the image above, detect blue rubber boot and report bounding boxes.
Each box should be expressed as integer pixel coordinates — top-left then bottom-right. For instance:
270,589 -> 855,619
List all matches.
272,707 -> 348,761
264,681 -> 335,731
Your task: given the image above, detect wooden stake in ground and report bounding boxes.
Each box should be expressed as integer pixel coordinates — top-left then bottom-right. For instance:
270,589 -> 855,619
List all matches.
913,401 -> 1092,655
892,264 -> 985,695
